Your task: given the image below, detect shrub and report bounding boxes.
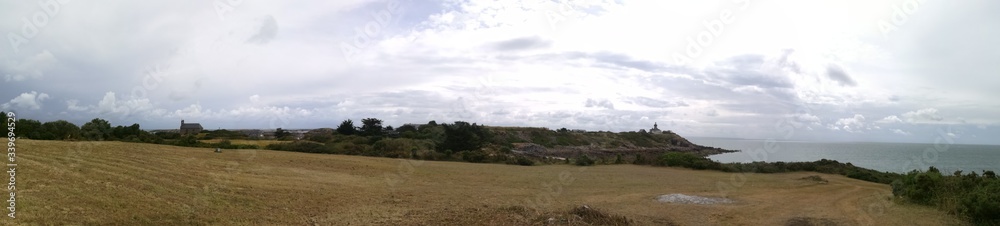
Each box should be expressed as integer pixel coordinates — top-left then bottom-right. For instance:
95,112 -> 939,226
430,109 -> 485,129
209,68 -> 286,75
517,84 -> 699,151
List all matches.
506,155 -> 534,166
575,155 -> 595,166
959,181 -> 1000,223
569,205 -> 631,225
266,141 -> 330,154
461,150 -> 488,163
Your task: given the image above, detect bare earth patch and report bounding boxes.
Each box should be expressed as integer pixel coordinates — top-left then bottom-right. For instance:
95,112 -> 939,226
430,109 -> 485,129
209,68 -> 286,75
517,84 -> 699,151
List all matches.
656,193 -> 734,204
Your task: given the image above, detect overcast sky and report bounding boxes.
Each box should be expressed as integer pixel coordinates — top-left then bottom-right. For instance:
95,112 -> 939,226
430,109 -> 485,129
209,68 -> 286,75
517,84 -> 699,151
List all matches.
1,0 -> 998,144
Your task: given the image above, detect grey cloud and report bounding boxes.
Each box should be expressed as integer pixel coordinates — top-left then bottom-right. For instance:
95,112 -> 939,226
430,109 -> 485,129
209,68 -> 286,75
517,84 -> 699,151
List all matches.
509,51 -> 685,73
825,64 -> 857,86
703,54 -> 795,89
626,96 -> 688,108
492,36 -> 551,51
585,98 -> 615,110
247,15 -> 279,44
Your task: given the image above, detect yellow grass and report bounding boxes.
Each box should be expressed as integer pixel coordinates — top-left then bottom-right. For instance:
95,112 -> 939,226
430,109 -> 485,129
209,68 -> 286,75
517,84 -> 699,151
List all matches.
13,140 -> 965,225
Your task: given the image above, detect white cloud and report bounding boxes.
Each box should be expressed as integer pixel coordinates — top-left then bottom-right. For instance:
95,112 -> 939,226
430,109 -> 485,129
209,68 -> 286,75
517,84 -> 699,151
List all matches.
901,108 -> 944,123
1,91 -> 51,110
66,100 -> 89,111
891,129 -> 910,135
829,114 -> 870,133
876,115 -> 903,124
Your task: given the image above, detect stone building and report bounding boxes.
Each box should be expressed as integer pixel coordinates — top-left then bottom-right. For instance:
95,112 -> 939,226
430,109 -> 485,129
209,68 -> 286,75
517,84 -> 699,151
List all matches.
179,120 -> 203,135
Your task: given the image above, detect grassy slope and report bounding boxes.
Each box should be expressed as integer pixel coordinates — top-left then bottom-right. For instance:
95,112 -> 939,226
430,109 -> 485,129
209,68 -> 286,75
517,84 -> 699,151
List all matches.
17,140 -> 963,225
488,127 -> 733,160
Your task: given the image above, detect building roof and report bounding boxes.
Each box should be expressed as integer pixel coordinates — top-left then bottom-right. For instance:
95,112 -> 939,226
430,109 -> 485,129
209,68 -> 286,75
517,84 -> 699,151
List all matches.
181,123 -> 203,130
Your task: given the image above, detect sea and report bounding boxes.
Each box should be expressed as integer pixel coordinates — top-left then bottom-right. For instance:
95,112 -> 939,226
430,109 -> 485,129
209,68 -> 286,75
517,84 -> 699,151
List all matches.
690,137 -> 1000,174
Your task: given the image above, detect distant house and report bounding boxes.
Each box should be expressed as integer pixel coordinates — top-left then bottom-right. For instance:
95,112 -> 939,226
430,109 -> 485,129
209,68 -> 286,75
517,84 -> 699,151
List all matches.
650,122 -> 662,134
179,120 -> 204,135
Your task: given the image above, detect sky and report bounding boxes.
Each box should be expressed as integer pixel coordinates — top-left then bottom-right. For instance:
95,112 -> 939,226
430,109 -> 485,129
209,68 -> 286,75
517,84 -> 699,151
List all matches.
1,0 -> 998,145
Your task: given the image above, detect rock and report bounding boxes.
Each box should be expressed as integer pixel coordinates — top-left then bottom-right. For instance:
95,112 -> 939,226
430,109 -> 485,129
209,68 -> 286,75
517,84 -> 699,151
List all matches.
656,193 -> 734,204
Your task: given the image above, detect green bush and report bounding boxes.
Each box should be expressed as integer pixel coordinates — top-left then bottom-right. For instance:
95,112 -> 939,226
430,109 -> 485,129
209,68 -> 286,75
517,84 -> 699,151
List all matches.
266,141 -> 330,154
655,152 -> 722,170
890,168 -> 1000,224
461,150 -> 488,163
575,155 -> 595,166
505,155 -> 534,166
959,180 -> 1000,223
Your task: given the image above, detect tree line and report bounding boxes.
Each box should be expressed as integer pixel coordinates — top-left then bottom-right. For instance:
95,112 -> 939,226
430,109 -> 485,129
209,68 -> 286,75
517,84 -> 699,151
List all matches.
1,112 -> 159,143
268,119 -> 508,163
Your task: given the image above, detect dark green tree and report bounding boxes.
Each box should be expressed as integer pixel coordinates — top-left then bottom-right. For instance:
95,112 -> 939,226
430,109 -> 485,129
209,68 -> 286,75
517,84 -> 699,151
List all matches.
360,118 -> 383,137
0,112 -> 7,133
438,121 -> 489,152
275,128 -> 290,139
336,119 -> 357,135
15,119 -> 42,139
41,120 -> 81,140
396,124 -> 417,133
81,118 -> 112,141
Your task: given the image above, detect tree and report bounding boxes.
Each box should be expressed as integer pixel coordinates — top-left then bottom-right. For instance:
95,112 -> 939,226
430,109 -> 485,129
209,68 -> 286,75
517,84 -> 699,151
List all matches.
0,112 -> 6,133
15,119 -> 42,139
41,120 -> 81,140
438,121 -> 489,153
396,124 -> 417,133
112,123 -> 147,141
336,119 -> 357,135
81,118 -> 112,141
384,125 -> 394,131
427,120 -> 437,126
360,118 -> 383,137
275,128 -> 290,139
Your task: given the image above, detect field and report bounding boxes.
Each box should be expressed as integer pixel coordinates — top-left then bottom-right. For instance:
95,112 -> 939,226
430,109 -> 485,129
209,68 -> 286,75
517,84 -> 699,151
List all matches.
13,140 -> 965,225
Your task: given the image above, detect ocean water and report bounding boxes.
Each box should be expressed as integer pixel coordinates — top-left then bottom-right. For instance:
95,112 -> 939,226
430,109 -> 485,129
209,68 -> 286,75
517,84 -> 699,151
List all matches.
690,138 -> 1000,174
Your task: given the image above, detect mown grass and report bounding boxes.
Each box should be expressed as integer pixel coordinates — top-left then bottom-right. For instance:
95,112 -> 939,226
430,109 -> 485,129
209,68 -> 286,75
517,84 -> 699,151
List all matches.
15,140 -> 964,225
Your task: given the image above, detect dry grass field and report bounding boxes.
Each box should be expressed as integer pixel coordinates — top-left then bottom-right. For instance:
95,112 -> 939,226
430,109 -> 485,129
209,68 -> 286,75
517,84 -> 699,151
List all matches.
13,140 -> 966,225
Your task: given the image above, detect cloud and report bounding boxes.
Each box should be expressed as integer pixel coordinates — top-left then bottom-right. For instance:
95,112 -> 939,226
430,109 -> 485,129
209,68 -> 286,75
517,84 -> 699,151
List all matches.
66,99 -> 89,111
626,96 -> 688,108
0,1 -> 996,144
584,98 -> 614,110
491,36 -> 551,51
891,129 -> 910,135
825,64 -> 857,86
794,113 -> 822,125
2,91 -> 50,110
901,108 -> 944,123
829,114 -> 871,133
3,50 -> 58,82
247,15 -> 279,44
876,115 -> 903,124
